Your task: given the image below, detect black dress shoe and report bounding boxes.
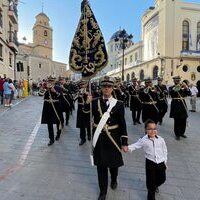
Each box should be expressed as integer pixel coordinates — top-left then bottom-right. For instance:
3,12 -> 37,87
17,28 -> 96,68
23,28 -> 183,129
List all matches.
181,135 -> 187,138
48,140 -> 54,146
65,121 -> 69,125
79,140 -> 86,146
175,136 -> 180,140
137,121 -> 141,124
55,134 -> 60,141
111,181 -> 117,190
98,193 -> 106,200
88,137 -> 91,141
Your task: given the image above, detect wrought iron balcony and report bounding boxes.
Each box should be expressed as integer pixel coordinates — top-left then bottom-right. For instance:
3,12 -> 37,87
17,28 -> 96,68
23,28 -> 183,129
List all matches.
8,2 -> 18,24
8,31 -> 18,52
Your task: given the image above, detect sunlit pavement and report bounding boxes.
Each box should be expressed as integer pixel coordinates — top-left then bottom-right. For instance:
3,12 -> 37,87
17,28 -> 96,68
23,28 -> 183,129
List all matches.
0,96 -> 200,200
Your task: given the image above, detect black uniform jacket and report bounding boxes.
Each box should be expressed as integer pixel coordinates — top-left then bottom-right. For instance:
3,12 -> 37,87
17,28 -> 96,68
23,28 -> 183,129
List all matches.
41,89 -> 63,124
76,92 -> 90,128
139,88 -> 159,123
85,97 -> 128,168
128,85 -> 142,111
169,86 -> 191,118
155,84 -> 168,111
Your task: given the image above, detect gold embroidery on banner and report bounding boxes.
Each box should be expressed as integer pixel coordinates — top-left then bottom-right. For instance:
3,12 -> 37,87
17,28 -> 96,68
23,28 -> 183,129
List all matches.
69,1 -> 108,77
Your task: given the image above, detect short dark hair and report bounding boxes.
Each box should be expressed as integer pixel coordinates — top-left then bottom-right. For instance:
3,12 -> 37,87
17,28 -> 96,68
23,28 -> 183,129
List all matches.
144,119 -> 156,129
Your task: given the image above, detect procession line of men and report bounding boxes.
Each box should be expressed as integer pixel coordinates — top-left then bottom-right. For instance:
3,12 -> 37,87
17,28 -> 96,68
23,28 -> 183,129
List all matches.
41,76 -> 74,146
41,74 -> 193,200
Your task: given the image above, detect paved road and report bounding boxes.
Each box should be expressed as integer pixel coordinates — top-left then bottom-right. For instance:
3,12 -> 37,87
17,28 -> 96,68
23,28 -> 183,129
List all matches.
0,96 -> 200,200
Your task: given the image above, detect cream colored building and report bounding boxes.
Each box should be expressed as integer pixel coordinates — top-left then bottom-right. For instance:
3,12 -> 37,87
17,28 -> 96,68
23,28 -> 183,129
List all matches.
0,0 -> 18,79
106,0 -> 200,86
16,12 -> 66,81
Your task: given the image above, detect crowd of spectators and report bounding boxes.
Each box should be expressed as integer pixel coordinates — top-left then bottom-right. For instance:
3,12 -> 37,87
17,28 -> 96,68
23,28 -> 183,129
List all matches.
0,75 -> 25,107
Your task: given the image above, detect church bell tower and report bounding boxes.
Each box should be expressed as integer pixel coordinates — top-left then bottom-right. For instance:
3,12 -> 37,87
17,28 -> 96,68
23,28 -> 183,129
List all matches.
32,12 -> 53,59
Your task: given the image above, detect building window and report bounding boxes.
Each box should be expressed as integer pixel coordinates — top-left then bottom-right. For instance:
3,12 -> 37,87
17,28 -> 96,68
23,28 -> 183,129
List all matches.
9,52 -> 12,67
130,55 -> 133,63
0,43 -> 3,61
131,72 -> 135,79
197,66 -> 200,73
197,22 -> 200,50
0,10 -> 3,28
153,66 -> 159,80
17,61 -> 24,72
39,63 -> 42,68
126,74 -> 130,82
125,58 -> 127,65
44,30 -> 47,36
140,70 -> 144,81
182,65 -> 188,72
135,52 -> 138,61
182,20 -> 189,51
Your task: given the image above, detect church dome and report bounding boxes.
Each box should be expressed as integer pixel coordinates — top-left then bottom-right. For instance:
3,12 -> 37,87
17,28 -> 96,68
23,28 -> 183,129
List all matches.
110,29 -> 129,40
36,12 -> 49,20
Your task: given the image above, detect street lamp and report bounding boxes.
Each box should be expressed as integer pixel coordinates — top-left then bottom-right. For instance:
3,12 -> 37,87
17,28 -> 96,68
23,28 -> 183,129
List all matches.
114,29 -> 133,81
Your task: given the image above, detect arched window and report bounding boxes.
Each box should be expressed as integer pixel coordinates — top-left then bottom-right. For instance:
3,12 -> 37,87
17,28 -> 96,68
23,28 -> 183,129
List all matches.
126,74 -> 130,82
44,30 -> 48,36
131,72 -> 135,79
140,70 -> 144,81
182,20 -> 189,51
197,22 -> 200,50
153,66 -> 159,80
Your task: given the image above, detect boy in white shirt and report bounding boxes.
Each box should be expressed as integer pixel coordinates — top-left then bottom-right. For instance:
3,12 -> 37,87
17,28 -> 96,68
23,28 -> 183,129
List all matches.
128,119 -> 167,200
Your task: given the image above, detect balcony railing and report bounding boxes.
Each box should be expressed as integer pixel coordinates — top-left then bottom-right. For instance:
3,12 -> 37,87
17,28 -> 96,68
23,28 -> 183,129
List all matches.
8,1 -> 18,24
8,31 -> 18,51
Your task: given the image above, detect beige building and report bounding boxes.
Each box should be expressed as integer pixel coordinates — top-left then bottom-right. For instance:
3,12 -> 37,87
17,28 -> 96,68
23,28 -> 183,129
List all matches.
106,0 -> 200,86
0,0 -> 18,79
16,12 -> 66,81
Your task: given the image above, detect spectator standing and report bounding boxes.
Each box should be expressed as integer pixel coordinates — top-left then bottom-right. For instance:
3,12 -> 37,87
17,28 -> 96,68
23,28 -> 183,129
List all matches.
189,84 -> 198,112
3,78 -> 12,107
0,76 -> 5,105
17,80 -> 24,98
8,79 -> 15,106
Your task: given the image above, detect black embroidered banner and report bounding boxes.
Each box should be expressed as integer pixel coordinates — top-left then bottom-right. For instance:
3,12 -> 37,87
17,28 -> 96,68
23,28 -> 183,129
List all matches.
69,0 -> 108,78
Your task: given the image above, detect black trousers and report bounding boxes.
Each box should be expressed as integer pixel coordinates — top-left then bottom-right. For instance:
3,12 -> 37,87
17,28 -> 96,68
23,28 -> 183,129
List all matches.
65,110 -> 70,125
132,110 -> 141,123
47,123 -> 60,142
174,118 -> 187,137
80,127 -> 91,140
97,166 -> 118,195
158,102 -> 168,123
146,159 -> 166,200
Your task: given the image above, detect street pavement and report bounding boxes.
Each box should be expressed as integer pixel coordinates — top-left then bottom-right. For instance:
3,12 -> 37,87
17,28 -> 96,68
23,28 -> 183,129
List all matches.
0,96 -> 200,200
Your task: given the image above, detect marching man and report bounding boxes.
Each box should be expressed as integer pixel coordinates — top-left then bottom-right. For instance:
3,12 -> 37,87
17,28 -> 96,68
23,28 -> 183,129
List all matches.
84,76 -> 128,200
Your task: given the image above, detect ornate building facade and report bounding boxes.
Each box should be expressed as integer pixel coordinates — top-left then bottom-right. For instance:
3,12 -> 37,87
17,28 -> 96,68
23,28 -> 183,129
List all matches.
16,12 -> 66,81
105,0 -> 200,86
0,0 -> 18,79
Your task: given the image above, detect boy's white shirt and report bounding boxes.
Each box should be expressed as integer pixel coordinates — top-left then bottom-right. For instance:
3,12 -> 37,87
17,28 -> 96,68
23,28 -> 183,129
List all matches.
128,134 -> 167,164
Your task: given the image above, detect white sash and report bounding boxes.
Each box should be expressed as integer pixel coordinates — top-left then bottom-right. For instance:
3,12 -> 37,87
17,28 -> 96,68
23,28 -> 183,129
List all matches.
92,98 -> 117,148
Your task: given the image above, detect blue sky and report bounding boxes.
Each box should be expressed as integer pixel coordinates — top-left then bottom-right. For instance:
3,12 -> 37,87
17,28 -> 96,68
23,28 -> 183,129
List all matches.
18,0 -> 200,64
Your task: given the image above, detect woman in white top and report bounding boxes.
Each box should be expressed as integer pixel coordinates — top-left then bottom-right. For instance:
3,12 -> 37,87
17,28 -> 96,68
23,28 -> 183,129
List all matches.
128,119 -> 167,200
